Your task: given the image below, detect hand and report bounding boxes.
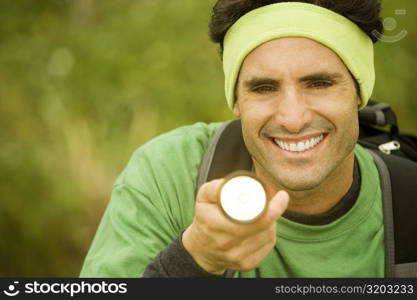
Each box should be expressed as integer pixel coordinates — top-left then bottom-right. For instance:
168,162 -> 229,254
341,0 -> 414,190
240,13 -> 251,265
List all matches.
182,178 -> 289,275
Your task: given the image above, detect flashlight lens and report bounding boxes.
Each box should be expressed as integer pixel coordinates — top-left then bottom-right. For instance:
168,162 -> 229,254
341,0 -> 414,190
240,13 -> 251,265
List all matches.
220,175 -> 266,223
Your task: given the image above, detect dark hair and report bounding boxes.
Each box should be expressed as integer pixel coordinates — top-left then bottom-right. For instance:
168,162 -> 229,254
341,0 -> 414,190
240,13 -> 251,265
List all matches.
209,0 -> 383,55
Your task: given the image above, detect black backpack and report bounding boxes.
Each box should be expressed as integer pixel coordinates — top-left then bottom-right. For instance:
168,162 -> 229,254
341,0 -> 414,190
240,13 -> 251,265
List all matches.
196,101 -> 417,277
358,100 -> 417,161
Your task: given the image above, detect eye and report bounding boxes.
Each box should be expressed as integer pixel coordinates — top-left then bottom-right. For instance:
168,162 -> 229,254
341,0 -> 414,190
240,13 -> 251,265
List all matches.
252,85 -> 277,93
309,81 -> 333,89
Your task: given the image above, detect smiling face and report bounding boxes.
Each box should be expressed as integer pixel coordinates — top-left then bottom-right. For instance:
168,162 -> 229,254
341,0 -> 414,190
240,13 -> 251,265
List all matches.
233,37 -> 361,192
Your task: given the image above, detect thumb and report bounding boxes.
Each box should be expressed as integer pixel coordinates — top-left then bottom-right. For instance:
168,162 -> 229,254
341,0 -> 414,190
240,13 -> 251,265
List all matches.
265,190 -> 290,222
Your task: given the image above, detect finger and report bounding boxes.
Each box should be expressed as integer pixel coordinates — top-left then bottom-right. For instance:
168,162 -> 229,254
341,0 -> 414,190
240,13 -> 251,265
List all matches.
196,178 -> 225,204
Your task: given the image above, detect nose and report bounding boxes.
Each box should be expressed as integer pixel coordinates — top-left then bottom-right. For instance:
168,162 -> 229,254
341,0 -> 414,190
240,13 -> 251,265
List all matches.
273,86 -> 313,134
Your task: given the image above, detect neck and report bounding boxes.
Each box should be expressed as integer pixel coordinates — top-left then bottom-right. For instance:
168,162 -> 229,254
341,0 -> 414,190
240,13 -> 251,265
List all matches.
257,153 -> 355,215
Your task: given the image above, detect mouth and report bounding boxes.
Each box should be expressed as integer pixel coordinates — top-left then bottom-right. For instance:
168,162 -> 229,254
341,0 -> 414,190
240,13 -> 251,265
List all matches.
272,133 -> 327,153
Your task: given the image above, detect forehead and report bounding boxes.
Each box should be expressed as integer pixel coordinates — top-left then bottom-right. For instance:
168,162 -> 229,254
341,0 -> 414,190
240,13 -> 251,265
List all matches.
240,37 -> 348,76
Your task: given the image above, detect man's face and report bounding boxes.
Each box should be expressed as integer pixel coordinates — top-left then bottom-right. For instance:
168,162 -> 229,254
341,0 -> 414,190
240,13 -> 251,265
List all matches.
234,37 -> 360,192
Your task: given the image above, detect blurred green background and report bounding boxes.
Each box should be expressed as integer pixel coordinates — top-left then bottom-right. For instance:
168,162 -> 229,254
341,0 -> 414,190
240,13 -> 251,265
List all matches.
0,0 -> 415,277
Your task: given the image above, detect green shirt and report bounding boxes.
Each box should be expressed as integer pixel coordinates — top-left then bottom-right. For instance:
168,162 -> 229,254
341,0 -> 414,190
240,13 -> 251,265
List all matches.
80,122 -> 384,277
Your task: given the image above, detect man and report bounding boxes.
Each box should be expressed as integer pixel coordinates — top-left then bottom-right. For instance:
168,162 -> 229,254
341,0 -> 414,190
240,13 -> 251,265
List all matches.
80,0 -> 388,277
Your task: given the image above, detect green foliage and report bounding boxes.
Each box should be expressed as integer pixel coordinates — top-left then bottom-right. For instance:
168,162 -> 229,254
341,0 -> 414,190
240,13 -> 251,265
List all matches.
0,0 -> 415,276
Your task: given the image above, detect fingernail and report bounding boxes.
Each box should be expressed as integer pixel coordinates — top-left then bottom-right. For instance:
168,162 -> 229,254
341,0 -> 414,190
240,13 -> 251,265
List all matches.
277,190 -> 290,207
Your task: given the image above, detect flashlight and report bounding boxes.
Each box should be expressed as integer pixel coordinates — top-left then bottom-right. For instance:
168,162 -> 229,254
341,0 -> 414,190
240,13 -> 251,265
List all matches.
219,171 -> 267,223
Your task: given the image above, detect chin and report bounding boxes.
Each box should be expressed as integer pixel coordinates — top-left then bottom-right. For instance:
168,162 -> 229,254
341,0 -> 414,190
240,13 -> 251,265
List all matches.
274,171 -> 326,192
279,179 -> 322,192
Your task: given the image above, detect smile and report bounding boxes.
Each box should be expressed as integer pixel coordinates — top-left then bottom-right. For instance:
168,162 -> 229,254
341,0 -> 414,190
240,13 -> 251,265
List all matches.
273,134 -> 325,152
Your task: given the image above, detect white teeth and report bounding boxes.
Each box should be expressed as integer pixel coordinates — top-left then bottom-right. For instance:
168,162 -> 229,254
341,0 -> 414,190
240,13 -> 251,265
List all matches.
273,134 -> 324,152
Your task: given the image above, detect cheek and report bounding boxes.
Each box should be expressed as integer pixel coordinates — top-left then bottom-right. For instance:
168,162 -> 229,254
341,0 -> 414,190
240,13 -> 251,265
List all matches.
312,93 -> 358,123
239,102 -> 274,134
239,107 -> 272,149
329,104 -> 360,145
338,100 -> 360,124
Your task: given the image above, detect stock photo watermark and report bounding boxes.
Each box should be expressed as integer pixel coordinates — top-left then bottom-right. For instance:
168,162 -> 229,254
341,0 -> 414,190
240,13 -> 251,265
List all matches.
372,9 -> 408,43
2,280 -> 128,298
3,281 -> 20,297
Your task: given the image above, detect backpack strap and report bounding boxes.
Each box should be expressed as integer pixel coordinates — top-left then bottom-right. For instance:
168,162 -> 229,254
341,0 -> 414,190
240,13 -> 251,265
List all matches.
368,150 -> 417,277
196,120 -> 251,192
196,120 -> 250,279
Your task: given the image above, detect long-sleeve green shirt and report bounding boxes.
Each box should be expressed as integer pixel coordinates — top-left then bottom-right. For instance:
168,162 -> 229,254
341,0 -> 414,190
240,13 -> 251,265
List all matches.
80,122 -> 384,277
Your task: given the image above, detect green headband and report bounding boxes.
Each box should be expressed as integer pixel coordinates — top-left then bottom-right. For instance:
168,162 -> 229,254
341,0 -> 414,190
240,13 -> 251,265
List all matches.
223,2 -> 374,110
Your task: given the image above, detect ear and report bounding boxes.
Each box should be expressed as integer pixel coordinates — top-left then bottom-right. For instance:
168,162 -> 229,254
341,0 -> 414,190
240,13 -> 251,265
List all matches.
232,101 -> 241,118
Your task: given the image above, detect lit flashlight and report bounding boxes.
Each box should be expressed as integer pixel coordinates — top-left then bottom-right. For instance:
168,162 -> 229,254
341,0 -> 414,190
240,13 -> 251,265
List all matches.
219,171 -> 267,223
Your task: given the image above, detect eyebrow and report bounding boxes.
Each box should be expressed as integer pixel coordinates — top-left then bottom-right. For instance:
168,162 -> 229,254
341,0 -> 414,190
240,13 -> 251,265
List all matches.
243,77 -> 279,89
243,72 -> 344,89
299,72 -> 344,82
